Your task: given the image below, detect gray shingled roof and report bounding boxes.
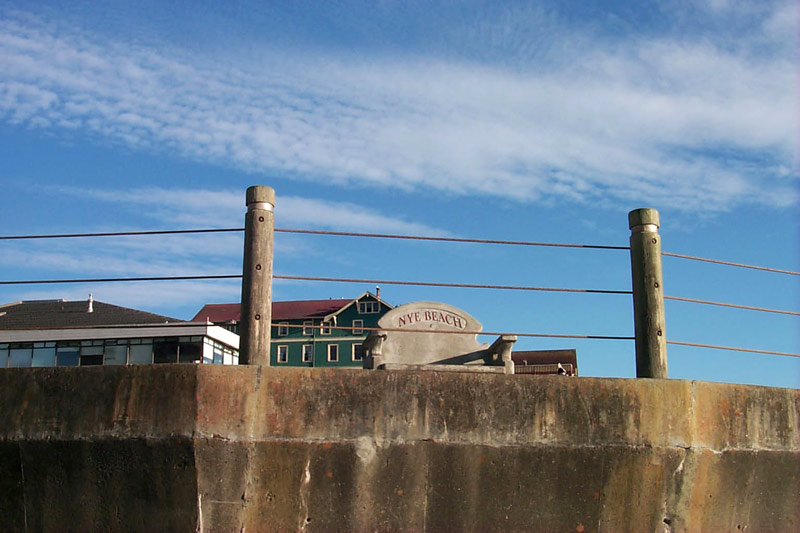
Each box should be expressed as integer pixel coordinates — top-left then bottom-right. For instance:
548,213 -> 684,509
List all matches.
0,299 -> 181,330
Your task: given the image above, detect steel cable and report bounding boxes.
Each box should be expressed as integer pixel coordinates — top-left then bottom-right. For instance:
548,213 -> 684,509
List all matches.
0,228 -> 244,240
661,251 -> 799,276
666,341 -> 800,358
664,295 -> 799,316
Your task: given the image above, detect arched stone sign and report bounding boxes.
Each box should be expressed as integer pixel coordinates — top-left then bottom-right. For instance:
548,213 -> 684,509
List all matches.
363,301 -> 516,373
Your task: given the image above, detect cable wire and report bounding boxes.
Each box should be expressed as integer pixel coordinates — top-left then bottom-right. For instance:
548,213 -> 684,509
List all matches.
0,273 -> 631,295
0,275 -> 242,285
664,295 -> 800,317
2,227 -> 796,277
282,321 -> 634,341
662,251 -> 799,276
0,227 -> 627,250
0,228 -> 244,240
275,228 -> 628,250
273,275 -> 631,294
667,340 -> 800,358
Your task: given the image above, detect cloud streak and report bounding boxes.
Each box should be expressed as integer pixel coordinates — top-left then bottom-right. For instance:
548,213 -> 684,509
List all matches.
58,186 -> 444,235
0,4 -> 796,211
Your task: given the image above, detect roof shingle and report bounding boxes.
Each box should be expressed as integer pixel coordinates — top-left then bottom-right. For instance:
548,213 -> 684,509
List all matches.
192,300 -> 351,323
0,300 -> 180,330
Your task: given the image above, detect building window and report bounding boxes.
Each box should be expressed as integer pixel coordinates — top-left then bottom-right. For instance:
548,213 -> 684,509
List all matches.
277,323 -> 289,336
178,339 -> 202,364
128,340 -> 153,365
327,344 -> 338,362
302,344 -> 313,363
32,342 -> 56,367
153,338 -> 179,364
303,320 -> 313,335
8,344 -> 32,368
80,345 -> 104,366
352,319 -> 364,334
321,320 -> 332,335
358,301 -> 379,314
104,340 -> 128,366
352,344 -> 364,361
277,345 -> 289,364
56,343 -> 80,367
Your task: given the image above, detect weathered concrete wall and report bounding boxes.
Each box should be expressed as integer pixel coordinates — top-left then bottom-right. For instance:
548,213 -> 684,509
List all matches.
0,365 -> 797,532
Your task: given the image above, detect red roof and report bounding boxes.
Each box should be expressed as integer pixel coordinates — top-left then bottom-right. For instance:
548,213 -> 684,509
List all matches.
192,299 -> 351,323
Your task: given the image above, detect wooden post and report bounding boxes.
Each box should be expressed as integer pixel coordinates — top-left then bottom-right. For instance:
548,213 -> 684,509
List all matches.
240,186 -> 275,365
628,208 -> 668,378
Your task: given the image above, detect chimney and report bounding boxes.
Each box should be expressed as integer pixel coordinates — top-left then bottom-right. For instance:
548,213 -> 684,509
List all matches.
87,293 -> 94,313
376,285 -> 381,299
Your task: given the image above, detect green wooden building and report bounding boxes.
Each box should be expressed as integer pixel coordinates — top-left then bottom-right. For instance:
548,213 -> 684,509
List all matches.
192,291 -> 392,367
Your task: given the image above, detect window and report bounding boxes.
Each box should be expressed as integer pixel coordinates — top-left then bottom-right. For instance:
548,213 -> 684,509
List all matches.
153,339 -> 179,364
178,341 -> 202,364
352,319 -> 363,334
128,339 -> 153,364
32,342 -> 56,367
277,345 -> 289,364
352,344 -> 364,361
104,340 -> 128,366
321,320 -> 332,335
80,345 -> 104,366
0,344 -> 8,368
302,320 -> 313,335
358,301 -> 379,314
56,343 -> 80,367
327,344 -> 338,362
302,344 -> 313,363
277,323 -> 289,336
9,344 -> 32,368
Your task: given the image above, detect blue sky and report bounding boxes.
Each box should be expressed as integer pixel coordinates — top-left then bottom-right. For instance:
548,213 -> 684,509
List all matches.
0,0 -> 797,388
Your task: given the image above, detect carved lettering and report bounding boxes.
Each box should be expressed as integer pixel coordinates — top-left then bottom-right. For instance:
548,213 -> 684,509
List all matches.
394,308 -> 467,330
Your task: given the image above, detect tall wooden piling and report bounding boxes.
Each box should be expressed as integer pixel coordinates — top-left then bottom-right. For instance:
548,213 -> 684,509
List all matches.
629,208 -> 668,378
240,186 -> 275,365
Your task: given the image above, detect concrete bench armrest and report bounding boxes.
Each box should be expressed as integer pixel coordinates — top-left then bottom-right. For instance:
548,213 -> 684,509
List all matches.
488,335 -> 517,374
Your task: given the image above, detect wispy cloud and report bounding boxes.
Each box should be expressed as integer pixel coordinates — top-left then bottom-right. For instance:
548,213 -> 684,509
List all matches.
57,186 -> 445,235
0,4 -> 796,211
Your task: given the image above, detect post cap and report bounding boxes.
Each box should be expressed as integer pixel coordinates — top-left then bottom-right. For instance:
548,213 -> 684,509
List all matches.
628,208 -> 660,229
246,186 -> 275,206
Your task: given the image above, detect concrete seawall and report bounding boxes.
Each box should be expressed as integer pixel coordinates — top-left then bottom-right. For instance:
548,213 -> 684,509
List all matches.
0,365 -> 797,531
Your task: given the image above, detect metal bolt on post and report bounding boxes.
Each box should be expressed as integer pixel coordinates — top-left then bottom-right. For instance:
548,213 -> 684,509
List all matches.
240,186 -> 275,365
628,208 -> 668,378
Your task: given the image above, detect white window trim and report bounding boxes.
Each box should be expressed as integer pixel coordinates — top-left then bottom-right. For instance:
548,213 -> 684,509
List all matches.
321,320 -> 332,335
352,319 -> 364,335
358,301 -> 379,314
302,344 -> 313,363
327,344 -> 339,362
277,322 -> 289,336
302,320 -> 313,336
352,343 -> 363,361
277,345 -> 289,364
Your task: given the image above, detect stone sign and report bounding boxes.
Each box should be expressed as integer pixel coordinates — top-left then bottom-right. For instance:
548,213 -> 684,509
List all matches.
364,301 -> 516,372
393,306 -> 469,331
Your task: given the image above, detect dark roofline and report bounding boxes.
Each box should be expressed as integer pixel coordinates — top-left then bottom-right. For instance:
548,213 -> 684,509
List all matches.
0,299 -> 181,330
